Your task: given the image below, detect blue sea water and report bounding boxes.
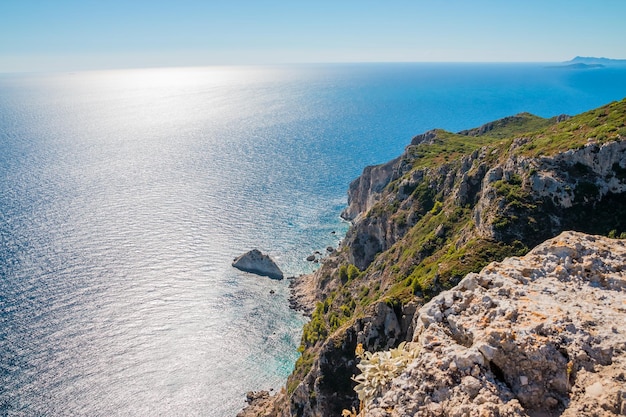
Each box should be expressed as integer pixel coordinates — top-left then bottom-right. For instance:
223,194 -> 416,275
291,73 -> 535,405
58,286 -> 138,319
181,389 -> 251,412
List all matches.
1,63 -> 626,416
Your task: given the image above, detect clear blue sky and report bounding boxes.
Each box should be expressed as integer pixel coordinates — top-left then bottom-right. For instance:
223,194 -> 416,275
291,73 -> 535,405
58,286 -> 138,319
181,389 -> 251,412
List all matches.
1,0 -> 625,72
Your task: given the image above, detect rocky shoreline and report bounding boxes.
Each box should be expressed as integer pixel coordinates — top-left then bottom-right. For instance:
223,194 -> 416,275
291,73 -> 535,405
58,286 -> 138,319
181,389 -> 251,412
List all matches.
287,275 -> 317,316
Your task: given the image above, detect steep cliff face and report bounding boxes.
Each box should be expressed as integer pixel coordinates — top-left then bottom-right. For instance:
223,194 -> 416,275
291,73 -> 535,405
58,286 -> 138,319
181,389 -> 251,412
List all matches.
341,156 -> 404,223
473,139 -> 626,245
239,99 -> 626,417
341,143 -> 490,271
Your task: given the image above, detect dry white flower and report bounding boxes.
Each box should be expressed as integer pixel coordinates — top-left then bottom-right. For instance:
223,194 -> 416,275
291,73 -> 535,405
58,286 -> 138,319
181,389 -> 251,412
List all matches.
351,341 -> 420,407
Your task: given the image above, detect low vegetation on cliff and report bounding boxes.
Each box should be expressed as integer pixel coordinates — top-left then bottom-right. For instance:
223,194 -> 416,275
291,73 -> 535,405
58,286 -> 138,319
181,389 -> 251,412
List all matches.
240,98 -> 626,417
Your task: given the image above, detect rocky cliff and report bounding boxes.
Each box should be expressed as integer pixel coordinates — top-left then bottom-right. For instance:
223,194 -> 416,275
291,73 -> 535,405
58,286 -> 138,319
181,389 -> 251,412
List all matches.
239,99 -> 626,417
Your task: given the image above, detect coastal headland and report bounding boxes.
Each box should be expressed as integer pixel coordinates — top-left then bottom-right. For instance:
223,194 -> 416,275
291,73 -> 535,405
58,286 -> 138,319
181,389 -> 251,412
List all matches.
240,98 -> 626,417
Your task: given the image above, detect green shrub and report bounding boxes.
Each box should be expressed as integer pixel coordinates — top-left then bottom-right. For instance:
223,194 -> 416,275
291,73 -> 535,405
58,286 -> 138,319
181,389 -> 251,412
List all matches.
338,263 -> 361,283
430,200 -> 443,215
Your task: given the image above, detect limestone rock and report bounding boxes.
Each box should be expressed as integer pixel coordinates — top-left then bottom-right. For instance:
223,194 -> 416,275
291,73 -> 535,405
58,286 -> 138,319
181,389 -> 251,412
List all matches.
340,159 -> 395,222
232,249 -> 283,280
365,231 -> 626,416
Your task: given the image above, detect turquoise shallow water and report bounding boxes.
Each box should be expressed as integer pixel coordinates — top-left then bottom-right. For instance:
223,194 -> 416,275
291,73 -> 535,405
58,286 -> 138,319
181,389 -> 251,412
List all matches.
1,63 -> 626,416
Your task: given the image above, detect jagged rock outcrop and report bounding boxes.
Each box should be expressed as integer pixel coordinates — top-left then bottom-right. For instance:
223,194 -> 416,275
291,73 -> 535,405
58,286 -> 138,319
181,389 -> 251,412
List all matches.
232,249 -> 284,280
365,231 -> 626,416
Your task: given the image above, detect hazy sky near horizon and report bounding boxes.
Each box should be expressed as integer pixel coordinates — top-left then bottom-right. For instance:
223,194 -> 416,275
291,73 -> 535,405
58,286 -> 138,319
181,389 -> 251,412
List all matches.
1,0 -> 625,73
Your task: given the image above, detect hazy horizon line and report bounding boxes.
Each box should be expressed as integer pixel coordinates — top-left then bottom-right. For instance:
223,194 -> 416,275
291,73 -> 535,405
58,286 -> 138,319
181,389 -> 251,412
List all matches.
4,57 -> 625,76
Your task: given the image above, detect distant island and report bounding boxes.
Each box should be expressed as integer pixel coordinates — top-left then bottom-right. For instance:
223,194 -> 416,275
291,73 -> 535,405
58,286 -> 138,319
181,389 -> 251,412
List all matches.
548,56 -> 626,69
567,56 -> 626,65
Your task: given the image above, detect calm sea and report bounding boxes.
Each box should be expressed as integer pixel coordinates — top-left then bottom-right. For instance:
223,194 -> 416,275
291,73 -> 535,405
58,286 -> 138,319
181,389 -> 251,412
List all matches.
2,63 -> 626,416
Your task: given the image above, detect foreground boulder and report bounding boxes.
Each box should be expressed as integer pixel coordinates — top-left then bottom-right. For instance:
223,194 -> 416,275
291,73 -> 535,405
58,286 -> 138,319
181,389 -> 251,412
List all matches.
365,231 -> 626,416
232,249 -> 284,280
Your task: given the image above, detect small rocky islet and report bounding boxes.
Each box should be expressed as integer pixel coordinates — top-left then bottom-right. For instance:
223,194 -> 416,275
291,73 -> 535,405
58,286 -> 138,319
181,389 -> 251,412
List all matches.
240,98 -> 626,417
232,249 -> 284,280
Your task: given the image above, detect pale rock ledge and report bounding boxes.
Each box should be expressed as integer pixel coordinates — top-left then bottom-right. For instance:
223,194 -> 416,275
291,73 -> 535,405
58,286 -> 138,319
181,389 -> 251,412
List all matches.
366,231 -> 626,417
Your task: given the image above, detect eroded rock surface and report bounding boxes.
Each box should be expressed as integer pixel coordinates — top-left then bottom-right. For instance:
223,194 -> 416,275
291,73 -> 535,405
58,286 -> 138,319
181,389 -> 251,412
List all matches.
366,231 -> 626,417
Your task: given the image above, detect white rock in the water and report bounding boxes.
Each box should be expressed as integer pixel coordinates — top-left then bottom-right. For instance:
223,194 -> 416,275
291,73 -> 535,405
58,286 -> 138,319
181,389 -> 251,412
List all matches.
232,249 -> 284,280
